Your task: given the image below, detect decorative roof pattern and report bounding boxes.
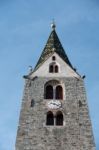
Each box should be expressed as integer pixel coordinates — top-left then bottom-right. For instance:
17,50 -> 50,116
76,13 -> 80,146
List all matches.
34,28 -> 73,71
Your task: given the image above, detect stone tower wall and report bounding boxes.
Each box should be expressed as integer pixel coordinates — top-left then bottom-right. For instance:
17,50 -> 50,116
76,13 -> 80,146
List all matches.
15,77 -> 95,150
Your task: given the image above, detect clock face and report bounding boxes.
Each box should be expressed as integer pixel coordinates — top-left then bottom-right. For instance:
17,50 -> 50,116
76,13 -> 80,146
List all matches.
47,100 -> 62,109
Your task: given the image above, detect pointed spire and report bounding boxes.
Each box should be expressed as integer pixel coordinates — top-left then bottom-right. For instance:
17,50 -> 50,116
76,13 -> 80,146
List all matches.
34,23 -> 73,71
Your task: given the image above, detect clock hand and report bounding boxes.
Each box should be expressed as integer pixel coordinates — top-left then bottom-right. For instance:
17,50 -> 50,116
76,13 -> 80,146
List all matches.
50,102 -> 55,105
51,102 -> 61,106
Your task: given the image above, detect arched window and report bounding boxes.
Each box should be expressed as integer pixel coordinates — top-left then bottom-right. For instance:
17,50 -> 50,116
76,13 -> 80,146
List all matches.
56,85 -> 63,99
52,56 -> 56,61
49,63 -> 59,73
56,111 -> 63,126
45,85 -> 53,99
49,65 -> 53,73
55,65 -> 58,73
46,111 -> 54,125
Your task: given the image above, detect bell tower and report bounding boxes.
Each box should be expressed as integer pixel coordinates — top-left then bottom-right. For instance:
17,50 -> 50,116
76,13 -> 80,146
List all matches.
15,23 -> 95,150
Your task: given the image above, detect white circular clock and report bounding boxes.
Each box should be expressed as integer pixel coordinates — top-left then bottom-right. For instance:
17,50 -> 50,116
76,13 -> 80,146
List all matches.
47,100 -> 62,109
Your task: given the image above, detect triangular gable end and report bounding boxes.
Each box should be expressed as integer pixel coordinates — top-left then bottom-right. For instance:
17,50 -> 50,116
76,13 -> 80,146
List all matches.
30,52 -> 80,78
34,24 -> 73,72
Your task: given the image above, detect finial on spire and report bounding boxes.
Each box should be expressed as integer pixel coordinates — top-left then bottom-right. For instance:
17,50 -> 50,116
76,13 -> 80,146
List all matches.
51,19 -> 56,30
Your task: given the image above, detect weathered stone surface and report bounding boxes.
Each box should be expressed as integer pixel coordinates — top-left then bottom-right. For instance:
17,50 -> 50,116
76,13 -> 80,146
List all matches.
15,77 -> 95,150
15,26 -> 95,150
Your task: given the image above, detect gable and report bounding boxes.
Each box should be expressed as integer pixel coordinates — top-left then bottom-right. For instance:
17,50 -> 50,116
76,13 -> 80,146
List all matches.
30,52 -> 80,78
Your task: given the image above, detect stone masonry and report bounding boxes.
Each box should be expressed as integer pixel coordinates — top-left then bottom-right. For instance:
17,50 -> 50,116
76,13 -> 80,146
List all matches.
15,24 -> 95,150
15,77 -> 95,150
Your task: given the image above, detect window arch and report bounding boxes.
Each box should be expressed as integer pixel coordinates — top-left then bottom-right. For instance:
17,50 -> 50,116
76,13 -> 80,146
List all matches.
49,63 -> 59,73
49,65 -> 54,73
44,80 -> 64,100
56,85 -> 63,99
45,85 -> 53,99
46,111 -> 54,125
55,65 -> 58,73
52,56 -> 56,61
56,111 -> 63,126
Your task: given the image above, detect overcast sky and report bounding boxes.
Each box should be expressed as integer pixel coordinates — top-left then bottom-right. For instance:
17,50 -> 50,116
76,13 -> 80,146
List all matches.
0,0 -> 99,149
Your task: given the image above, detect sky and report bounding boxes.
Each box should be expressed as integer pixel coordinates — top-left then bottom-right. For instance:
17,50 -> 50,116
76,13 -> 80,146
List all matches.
0,0 -> 99,149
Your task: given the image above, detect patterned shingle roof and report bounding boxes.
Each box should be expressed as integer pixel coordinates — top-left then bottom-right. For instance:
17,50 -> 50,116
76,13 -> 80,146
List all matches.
34,28 -> 73,71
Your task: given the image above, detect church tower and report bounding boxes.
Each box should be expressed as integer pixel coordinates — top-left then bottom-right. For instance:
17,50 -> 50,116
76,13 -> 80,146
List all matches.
15,23 -> 95,150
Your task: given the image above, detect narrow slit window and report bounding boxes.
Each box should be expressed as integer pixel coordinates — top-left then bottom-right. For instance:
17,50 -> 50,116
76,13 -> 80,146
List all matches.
31,99 -> 34,107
